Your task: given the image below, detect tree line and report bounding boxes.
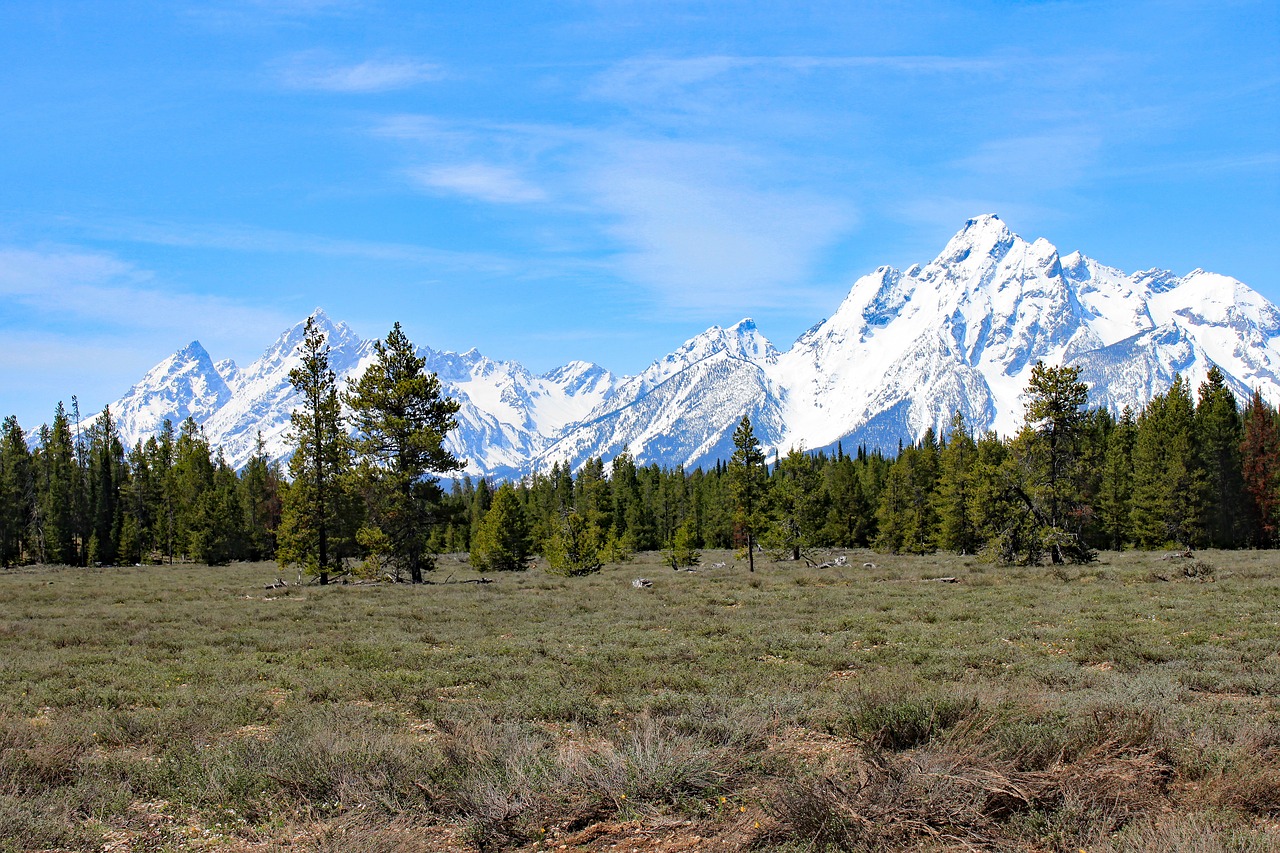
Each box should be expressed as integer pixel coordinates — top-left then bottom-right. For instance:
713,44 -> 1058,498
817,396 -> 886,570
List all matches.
2,327 -> 1278,572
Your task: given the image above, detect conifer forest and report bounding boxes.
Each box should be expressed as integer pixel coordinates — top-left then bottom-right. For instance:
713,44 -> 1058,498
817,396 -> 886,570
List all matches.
1,320 -> 1276,574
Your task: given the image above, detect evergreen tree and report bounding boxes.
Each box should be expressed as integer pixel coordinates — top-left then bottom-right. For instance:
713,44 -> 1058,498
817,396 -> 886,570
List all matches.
38,404 -> 79,564
823,454 -> 872,546
610,448 -> 641,552
1130,376 -> 1204,548
240,433 -> 280,560
1240,390 -> 1280,546
728,415 -> 766,571
1017,361 -> 1093,563
0,416 -> 32,566
277,317 -> 353,583
544,509 -> 604,576
470,482 -> 531,571
765,446 -> 826,561
152,421 -> 178,563
119,440 -> 155,565
874,451 -> 913,553
935,412 -> 980,554
1195,366 -> 1244,548
1098,407 -> 1136,550
346,322 -> 463,583
189,453 -> 246,564
172,418 -> 215,561
665,514 -> 701,569
85,407 -> 126,565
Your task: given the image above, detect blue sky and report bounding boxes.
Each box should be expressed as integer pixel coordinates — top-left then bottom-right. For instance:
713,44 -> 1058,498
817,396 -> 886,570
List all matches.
1,0 -> 1277,429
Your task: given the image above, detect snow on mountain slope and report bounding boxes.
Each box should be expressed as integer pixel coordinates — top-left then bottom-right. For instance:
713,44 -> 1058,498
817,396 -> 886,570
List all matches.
106,311 -> 617,475
769,215 -> 1280,452
99,215 -> 1280,474
538,320 -> 785,471
105,341 -> 233,446
198,309 -> 375,467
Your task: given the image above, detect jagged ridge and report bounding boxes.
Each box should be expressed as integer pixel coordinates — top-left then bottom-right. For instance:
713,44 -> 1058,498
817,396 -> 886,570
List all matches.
98,217 -> 1280,474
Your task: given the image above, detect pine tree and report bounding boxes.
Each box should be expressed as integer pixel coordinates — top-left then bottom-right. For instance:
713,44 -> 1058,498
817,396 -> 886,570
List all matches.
728,415 -> 766,571
823,454 -> 872,546
470,482 -> 531,571
240,433 -> 280,560
152,421 -> 178,563
85,406 -> 126,565
544,509 -> 604,576
664,514 -> 701,569
765,446 -> 826,561
1098,407 -> 1136,550
935,412 -> 979,554
172,418 -> 215,561
1130,376 -> 1204,548
189,453 -> 246,565
1240,390 -> 1280,546
37,404 -> 79,564
0,416 -> 32,566
277,317 -> 353,583
1195,366 -> 1244,548
1017,361 -> 1093,563
874,452 -> 913,553
346,322 -> 462,583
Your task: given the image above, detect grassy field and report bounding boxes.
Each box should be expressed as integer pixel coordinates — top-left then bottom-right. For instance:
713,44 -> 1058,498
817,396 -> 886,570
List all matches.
1,549 -> 1278,851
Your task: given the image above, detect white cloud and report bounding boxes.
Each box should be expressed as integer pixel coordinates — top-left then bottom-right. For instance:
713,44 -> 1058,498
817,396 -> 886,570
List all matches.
409,163 -> 547,204
0,246 -> 299,424
582,140 -> 854,311
953,133 -> 1103,192
277,53 -> 441,93
0,246 -> 289,338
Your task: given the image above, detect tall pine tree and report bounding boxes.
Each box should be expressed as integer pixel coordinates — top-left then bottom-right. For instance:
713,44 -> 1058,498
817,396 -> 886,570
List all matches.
728,415 -> 766,571
1195,366 -> 1244,548
278,317 -> 353,583
346,322 -> 462,583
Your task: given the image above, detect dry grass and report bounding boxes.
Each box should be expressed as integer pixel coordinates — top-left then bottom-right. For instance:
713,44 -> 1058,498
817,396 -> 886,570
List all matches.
0,548 -> 1278,850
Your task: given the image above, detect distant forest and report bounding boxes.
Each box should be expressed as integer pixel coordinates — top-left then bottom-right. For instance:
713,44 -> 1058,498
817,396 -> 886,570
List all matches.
2,335 -> 1278,573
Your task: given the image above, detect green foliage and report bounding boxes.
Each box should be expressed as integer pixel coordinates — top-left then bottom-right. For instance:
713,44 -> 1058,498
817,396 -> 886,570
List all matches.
728,415 -> 766,571
934,412 -> 979,554
12,339 -> 1280,572
1241,390 -> 1280,546
1195,366 -> 1244,548
1015,361 -> 1094,564
1131,375 -> 1204,548
875,443 -> 937,554
277,317 -> 354,582
0,415 -> 32,567
664,515 -> 701,569
345,322 -> 462,583
544,509 -> 603,576
470,482 -> 531,571
765,446 -> 827,561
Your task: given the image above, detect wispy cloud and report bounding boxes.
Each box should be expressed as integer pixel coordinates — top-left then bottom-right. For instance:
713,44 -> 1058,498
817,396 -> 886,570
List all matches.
0,245 -> 296,421
276,52 -> 441,93
65,217 -> 527,275
408,163 -> 547,204
953,132 -> 1104,192
0,246 -> 291,341
589,53 -> 1008,110
582,140 -> 855,311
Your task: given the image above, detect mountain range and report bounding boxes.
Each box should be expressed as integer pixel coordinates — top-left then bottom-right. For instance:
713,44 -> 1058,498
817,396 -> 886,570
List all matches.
99,215 -> 1280,476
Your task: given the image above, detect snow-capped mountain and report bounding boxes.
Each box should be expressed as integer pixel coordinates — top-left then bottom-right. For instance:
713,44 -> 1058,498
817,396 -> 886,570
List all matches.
97,216 -> 1280,475
766,215 -> 1278,452
538,319 -> 788,472
108,341 -> 234,444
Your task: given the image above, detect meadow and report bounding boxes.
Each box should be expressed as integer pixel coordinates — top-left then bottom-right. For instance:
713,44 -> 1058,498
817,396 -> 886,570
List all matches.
1,549 -> 1278,851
